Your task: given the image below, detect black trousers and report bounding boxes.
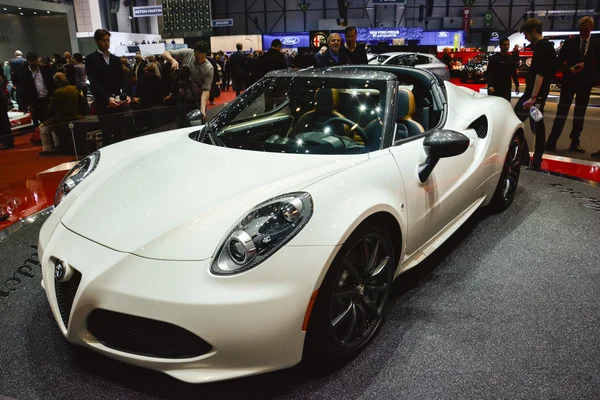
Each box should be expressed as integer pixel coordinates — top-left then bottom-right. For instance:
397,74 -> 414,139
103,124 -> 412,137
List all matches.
232,76 -> 245,96
491,89 -> 512,103
31,97 -> 50,127
547,80 -> 593,145
514,92 -> 547,169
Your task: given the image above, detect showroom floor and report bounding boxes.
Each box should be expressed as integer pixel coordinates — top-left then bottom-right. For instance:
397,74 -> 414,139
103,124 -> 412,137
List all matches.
1,171 -> 599,399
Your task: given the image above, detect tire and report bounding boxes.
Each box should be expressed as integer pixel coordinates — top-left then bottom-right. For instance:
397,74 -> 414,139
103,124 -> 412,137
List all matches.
304,223 -> 396,366
488,132 -> 522,212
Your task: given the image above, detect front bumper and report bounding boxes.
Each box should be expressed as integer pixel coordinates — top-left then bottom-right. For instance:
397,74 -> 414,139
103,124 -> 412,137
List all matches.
39,222 -> 339,383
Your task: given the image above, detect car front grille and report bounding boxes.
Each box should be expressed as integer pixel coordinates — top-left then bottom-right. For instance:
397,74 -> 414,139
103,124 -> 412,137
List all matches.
86,309 -> 213,359
55,269 -> 82,329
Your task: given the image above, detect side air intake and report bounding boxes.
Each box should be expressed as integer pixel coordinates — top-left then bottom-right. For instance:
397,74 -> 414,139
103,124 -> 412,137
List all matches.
468,116 -> 488,139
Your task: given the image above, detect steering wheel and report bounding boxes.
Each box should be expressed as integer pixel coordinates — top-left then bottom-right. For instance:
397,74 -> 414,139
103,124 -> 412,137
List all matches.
322,117 -> 368,143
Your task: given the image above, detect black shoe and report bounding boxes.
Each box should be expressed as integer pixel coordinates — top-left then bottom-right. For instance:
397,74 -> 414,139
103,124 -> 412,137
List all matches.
0,144 -> 14,150
544,142 -> 556,151
591,150 -> 600,158
569,143 -> 585,153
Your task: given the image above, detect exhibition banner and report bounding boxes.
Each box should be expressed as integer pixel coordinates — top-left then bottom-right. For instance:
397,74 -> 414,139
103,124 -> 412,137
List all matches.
133,6 -> 163,17
462,8 -> 471,34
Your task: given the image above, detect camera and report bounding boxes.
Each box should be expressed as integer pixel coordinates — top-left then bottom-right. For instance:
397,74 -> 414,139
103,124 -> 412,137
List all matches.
173,66 -> 191,83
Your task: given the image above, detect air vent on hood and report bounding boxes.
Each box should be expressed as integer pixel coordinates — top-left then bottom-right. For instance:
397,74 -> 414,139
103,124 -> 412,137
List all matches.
468,115 -> 488,139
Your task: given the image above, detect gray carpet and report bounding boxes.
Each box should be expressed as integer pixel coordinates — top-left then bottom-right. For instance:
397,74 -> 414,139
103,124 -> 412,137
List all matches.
1,171 -> 599,399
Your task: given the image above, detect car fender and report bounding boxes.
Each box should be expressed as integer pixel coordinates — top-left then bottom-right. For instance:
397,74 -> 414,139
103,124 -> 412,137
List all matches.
292,151 -> 408,288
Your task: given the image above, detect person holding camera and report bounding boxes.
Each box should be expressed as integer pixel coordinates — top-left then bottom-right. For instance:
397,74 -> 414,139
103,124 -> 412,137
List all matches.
545,16 -> 600,153
161,41 -> 214,120
86,29 -> 130,146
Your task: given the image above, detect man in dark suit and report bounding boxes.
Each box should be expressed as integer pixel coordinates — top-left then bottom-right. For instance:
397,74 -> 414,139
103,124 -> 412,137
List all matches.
261,39 -> 288,77
487,37 -> 520,102
20,52 -> 56,129
341,26 -> 368,65
546,16 -> 600,153
315,33 -> 351,68
228,43 -> 249,96
86,29 -> 130,146
133,52 -> 147,82
9,51 -> 28,111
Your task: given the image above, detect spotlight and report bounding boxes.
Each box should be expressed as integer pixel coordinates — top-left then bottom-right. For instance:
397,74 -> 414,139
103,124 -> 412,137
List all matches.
20,12 -> 23,15
34,12 -> 37,14
47,11 -> 50,14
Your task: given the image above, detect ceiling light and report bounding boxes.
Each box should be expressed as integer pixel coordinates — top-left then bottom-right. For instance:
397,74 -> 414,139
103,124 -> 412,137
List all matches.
34,12 -> 37,14
20,12 -> 24,15
47,11 -> 50,14
18,7 -> 22,9
3,8 -> 7,11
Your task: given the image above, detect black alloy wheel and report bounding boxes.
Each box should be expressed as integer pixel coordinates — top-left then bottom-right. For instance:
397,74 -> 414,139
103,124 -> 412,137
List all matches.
489,133 -> 522,212
305,224 -> 395,364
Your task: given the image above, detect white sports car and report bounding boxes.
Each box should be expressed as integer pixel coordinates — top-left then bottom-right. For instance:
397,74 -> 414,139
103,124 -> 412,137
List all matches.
39,66 -> 524,383
369,52 -> 451,80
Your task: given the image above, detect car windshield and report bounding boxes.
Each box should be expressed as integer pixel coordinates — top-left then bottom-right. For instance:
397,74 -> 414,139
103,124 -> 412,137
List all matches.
368,55 -> 390,65
203,76 -> 389,154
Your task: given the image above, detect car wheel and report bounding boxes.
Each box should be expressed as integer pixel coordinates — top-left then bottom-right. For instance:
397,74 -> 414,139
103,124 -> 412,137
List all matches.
305,223 -> 395,365
489,132 -> 522,212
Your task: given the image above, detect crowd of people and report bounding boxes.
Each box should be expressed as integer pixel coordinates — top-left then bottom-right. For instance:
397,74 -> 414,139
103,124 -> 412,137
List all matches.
484,16 -> 600,166
2,21 -> 599,161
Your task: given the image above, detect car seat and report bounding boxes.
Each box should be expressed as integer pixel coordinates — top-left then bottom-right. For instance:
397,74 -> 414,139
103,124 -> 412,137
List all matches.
293,88 -> 345,135
395,88 -> 425,141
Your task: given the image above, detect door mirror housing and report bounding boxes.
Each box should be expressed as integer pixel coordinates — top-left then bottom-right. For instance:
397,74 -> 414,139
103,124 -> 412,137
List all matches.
418,129 -> 470,182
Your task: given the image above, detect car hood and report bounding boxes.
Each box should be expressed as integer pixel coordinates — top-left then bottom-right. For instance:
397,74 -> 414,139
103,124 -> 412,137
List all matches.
61,129 -> 368,261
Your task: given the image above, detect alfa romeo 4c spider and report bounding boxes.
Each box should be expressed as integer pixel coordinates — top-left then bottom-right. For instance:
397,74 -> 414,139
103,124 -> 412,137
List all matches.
39,65 -> 524,383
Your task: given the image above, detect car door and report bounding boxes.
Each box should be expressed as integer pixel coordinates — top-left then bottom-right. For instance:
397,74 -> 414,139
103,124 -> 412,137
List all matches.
388,87 -> 480,257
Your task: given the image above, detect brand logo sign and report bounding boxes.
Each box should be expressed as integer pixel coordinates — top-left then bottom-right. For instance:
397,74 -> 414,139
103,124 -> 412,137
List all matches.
311,32 -> 328,48
211,19 -> 234,27
133,6 -> 163,17
280,36 -> 300,46
437,32 -> 450,38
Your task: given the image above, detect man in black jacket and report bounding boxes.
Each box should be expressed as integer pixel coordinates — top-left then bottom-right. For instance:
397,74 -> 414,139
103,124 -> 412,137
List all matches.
86,29 -> 130,146
228,43 -> 249,96
315,33 -> 351,68
261,39 -> 288,77
20,52 -> 56,129
546,16 -> 600,153
513,18 -> 556,171
487,37 -> 520,102
341,26 -> 368,65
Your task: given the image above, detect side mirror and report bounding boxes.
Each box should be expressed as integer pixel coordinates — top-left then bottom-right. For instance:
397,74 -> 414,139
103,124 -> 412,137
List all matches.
186,109 -> 205,127
418,129 -> 470,182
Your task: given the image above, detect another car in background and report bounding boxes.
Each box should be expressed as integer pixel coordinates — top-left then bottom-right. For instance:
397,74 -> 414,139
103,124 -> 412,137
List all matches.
460,53 -> 491,83
368,52 -> 450,80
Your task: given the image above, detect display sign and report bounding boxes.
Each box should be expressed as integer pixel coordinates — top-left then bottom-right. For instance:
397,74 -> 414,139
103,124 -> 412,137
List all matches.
484,10 -> 493,27
211,19 -> 234,27
453,33 -> 461,50
489,32 -> 500,41
462,8 -> 471,34
133,6 -> 163,17
310,31 -> 329,48
421,31 -> 463,47
263,33 -> 310,49
356,27 -> 423,44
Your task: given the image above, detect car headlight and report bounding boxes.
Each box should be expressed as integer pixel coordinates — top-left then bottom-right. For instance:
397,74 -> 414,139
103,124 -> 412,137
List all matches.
55,151 -> 100,206
211,192 -> 313,275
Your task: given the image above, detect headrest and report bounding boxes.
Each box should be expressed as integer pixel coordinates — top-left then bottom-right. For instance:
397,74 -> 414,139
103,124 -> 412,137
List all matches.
396,88 -> 416,119
314,88 -> 339,112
